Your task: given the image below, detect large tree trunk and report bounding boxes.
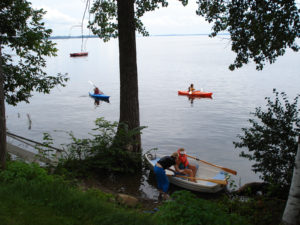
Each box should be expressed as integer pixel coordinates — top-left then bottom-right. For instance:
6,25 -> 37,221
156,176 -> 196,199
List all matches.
282,136 -> 300,225
117,0 -> 141,152
0,45 -> 7,170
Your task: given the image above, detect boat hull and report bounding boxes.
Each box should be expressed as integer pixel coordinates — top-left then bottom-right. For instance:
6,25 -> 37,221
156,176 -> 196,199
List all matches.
178,90 -> 213,98
89,92 -> 110,100
145,152 -> 226,193
70,52 -> 88,57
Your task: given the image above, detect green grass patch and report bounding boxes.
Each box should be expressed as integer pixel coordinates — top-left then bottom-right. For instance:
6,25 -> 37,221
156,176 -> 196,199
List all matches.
1,161 -> 281,225
154,191 -> 250,225
0,161 -> 155,225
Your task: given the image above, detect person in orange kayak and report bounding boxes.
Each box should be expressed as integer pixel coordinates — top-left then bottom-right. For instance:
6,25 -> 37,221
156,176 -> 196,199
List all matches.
175,148 -> 198,182
188,83 -> 195,94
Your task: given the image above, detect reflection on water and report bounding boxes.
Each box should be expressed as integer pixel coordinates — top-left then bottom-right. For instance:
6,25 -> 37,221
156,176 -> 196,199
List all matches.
185,96 -> 213,107
6,36 -> 300,192
91,97 -> 110,107
27,113 -> 32,130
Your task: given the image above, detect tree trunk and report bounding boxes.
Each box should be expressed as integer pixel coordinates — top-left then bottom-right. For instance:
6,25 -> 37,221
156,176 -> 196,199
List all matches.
117,0 -> 141,152
0,45 -> 7,170
282,136 -> 300,225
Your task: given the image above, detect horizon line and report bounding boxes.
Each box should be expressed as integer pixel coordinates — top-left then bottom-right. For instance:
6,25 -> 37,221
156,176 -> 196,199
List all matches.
50,33 -> 229,39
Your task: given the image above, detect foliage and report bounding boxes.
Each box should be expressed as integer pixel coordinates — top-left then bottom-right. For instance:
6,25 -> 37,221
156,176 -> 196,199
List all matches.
88,0 -> 193,41
0,163 -> 286,225
234,89 -> 300,197
217,195 -> 286,225
34,132 -> 58,166
0,160 -> 52,183
0,0 -> 68,106
0,161 -> 155,225
154,191 -> 250,225
53,117 -> 146,176
89,0 -> 173,41
196,0 -> 300,70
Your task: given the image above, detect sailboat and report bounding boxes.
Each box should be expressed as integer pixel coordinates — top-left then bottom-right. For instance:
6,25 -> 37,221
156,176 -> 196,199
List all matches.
70,1 -> 90,57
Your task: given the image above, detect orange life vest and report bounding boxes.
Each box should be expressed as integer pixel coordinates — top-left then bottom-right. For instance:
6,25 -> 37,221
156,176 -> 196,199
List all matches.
188,87 -> 195,92
177,150 -> 189,167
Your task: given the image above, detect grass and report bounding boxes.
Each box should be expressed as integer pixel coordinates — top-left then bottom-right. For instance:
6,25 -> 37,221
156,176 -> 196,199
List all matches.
0,160 -> 286,225
0,161 -> 155,225
0,181 -> 155,225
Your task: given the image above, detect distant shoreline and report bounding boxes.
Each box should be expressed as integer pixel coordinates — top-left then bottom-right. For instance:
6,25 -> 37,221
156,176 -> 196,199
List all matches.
49,33 -> 229,40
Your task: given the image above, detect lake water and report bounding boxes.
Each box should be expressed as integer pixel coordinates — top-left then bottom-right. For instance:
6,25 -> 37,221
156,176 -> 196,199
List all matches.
6,35 -> 300,195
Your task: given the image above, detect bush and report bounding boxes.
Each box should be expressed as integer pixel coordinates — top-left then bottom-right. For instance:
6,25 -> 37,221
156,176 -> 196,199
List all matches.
234,89 -> 300,197
55,117 -> 145,176
154,191 -> 250,225
217,195 -> 286,225
0,161 -> 52,183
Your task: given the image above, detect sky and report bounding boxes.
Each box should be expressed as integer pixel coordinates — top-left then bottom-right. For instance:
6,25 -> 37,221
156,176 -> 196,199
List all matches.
29,0 -> 213,36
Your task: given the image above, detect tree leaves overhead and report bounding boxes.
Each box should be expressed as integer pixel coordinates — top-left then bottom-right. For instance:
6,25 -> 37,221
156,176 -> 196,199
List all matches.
0,0 -> 68,106
88,0 -> 118,42
197,0 -> 300,70
88,0 -> 192,41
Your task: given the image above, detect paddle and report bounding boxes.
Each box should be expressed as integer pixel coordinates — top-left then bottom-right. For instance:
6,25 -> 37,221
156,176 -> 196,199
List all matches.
186,154 -> 237,175
88,80 -> 96,88
167,174 -> 227,185
88,80 -> 104,95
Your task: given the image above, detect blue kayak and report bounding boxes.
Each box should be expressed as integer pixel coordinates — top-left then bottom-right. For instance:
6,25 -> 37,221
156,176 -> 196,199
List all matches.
89,92 -> 110,100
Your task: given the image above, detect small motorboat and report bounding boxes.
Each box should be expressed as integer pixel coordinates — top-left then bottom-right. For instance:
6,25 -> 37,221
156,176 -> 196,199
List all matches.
89,92 -> 110,101
178,90 -> 213,98
144,151 -> 233,193
70,52 -> 88,57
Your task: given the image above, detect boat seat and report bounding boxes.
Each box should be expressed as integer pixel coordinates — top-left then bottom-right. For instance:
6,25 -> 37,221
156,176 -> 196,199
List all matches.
213,171 -> 226,180
203,171 -> 226,186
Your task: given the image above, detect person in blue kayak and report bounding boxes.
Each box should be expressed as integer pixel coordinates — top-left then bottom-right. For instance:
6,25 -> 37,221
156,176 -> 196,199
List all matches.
154,152 -> 179,200
94,87 -> 103,95
188,83 -> 195,94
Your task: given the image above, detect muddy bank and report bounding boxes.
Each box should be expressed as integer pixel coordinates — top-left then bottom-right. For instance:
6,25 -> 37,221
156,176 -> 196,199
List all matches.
80,170 -> 162,210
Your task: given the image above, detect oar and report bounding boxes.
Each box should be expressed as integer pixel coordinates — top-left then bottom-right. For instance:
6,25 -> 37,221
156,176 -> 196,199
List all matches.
186,154 -> 237,175
167,174 -> 227,185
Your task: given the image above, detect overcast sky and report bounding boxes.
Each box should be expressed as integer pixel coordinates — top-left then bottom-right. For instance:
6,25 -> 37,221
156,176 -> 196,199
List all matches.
29,0 -> 213,36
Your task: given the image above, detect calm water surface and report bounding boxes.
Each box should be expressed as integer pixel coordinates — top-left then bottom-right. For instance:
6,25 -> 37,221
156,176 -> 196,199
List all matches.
6,35 -> 300,197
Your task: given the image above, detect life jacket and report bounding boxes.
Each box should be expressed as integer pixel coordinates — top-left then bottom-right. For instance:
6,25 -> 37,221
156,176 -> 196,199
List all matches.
177,150 -> 189,168
94,88 -> 100,94
188,87 -> 195,92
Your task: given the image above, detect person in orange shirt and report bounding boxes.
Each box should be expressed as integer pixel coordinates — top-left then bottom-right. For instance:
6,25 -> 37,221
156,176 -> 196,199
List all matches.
175,148 -> 198,182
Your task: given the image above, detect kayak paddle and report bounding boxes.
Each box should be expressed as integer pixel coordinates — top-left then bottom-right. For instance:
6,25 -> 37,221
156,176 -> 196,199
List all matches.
88,80 -> 96,88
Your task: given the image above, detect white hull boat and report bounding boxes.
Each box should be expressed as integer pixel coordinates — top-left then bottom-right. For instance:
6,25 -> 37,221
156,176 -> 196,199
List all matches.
144,152 -> 230,193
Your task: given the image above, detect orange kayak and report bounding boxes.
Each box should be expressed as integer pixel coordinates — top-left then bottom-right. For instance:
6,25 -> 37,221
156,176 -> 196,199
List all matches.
178,90 -> 213,98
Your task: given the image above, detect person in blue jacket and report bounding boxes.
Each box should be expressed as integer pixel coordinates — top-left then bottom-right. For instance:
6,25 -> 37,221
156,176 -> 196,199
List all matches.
154,152 -> 179,200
